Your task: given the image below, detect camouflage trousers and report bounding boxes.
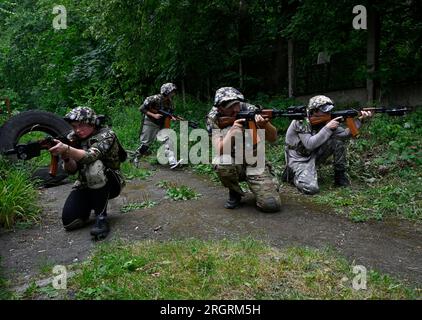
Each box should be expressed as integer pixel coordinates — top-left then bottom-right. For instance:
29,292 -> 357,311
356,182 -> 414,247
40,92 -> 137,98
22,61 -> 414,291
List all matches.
136,117 -> 177,165
214,158 -> 281,212
138,117 -> 161,149
289,137 -> 347,195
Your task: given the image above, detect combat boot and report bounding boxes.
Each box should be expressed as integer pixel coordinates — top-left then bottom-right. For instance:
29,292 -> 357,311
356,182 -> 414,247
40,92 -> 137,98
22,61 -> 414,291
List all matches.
90,214 -> 110,240
281,166 -> 294,183
334,170 -> 351,187
138,145 -> 150,156
224,189 -> 242,209
133,146 -> 151,167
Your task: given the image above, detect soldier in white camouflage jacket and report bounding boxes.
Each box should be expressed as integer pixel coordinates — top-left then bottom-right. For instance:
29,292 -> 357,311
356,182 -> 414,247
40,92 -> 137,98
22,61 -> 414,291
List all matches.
283,95 -> 372,194
134,83 -> 182,169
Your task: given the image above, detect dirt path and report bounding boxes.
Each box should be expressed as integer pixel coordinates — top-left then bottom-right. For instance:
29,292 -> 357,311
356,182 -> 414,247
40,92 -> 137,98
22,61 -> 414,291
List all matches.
1,166 -> 421,288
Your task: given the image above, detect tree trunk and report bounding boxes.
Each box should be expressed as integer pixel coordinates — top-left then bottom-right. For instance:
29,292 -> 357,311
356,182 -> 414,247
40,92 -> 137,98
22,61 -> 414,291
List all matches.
181,79 -> 186,107
367,5 -> 381,104
288,39 -> 295,98
206,77 -> 211,101
238,0 -> 246,90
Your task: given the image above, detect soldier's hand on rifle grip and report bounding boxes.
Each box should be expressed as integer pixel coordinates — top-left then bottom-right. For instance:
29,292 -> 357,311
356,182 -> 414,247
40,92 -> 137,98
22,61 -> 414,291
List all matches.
48,139 -> 67,156
255,114 -> 269,128
231,118 -> 245,130
326,116 -> 343,130
359,110 -> 372,121
147,111 -> 163,120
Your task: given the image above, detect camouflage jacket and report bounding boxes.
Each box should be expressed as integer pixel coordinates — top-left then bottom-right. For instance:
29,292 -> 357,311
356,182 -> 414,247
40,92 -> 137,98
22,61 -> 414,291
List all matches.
68,127 -> 125,187
139,94 -> 174,127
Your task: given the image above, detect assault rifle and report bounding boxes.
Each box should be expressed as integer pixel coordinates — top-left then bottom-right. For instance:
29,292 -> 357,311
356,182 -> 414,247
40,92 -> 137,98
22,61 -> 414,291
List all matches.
217,106 -> 306,144
309,107 -> 412,137
4,135 -> 72,177
152,108 -> 199,129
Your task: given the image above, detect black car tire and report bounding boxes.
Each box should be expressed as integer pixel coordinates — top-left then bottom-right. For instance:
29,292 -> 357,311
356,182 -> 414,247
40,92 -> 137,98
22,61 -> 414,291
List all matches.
0,110 -> 72,187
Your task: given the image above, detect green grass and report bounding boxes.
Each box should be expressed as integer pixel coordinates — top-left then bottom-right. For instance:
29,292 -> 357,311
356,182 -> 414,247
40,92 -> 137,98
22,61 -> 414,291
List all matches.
157,180 -> 201,201
68,239 -> 419,300
108,105 -> 141,152
0,157 -> 41,228
313,171 -> 421,222
192,163 -> 219,182
120,161 -> 153,180
120,201 -> 157,213
310,109 -> 422,222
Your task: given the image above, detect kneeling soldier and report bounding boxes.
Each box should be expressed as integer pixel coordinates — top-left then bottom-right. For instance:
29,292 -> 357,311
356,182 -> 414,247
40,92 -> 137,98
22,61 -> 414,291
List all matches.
49,106 -> 126,240
206,87 -> 281,213
283,95 -> 372,194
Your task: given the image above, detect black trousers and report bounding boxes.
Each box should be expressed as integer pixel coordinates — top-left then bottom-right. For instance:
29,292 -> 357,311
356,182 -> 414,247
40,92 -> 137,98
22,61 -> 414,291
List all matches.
62,182 -> 112,226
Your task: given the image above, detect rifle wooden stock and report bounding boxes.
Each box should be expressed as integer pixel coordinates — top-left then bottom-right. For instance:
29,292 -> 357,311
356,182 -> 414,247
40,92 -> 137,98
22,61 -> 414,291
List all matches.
164,116 -> 171,129
49,155 -> 59,177
309,111 -> 361,137
247,120 -> 259,145
308,113 -> 332,127
346,117 -> 359,137
217,117 -> 237,129
40,137 -> 61,177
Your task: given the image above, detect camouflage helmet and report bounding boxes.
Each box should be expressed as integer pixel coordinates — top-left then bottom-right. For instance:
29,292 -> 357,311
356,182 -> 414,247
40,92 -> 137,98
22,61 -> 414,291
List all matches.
308,95 -> 334,113
214,87 -> 245,107
160,83 -> 177,96
64,106 -> 98,125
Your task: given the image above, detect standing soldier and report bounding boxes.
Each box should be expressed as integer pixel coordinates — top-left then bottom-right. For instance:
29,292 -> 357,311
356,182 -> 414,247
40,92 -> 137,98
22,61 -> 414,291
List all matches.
206,87 -> 281,213
49,106 -> 127,240
134,83 -> 182,169
282,95 -> 372,194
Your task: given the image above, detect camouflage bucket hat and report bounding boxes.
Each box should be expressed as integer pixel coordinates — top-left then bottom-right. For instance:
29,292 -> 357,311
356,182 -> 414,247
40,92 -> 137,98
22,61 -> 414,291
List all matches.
64,106 -> 98,125
308,95 -> 334,113
160,83 -> 177,96
214,87 -> 244,107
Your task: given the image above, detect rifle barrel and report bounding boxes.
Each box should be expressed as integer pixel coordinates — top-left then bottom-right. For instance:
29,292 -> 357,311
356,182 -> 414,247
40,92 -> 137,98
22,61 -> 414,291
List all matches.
362,107 -> 411,116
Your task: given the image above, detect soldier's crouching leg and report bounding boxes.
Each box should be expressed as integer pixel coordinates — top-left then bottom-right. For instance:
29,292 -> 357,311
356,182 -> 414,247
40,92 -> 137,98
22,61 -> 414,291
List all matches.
316,137 -> 347,171
292,162 -> 319,195
214,163 -> 245,196
62,189 -> 91,230
247,167 -> 281,213
136,122 -> 160,156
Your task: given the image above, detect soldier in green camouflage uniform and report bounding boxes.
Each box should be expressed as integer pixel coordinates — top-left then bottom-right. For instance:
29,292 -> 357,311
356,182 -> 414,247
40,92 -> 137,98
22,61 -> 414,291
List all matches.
49,107 -> 127,240
283,95 -> 372,195
206,87 -> 281,213
134,83 -> 182,169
